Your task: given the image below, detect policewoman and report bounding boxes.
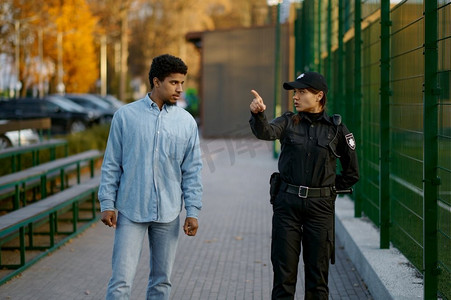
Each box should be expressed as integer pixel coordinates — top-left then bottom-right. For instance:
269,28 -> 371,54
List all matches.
249,72 -> 359,299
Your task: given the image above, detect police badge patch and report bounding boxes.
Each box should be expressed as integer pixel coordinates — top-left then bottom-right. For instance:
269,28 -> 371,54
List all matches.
345,133 -> 356,150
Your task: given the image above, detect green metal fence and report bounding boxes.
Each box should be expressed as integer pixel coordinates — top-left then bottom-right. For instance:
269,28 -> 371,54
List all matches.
293,1 -> 450,299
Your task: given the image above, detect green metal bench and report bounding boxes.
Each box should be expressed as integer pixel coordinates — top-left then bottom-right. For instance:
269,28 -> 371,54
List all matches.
0,176 -> 101,285
0,118 -> 52,139
0,139 -> 68,173
0,150 -> 103,210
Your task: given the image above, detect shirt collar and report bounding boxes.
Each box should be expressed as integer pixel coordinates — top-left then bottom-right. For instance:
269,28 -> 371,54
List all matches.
146,93 -> 171,112
299,110 -> 332,124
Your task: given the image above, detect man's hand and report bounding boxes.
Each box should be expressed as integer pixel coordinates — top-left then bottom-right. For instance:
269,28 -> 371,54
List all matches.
101,210 -> 117,228
183,217 -> 199,236
250,89 -> 266,113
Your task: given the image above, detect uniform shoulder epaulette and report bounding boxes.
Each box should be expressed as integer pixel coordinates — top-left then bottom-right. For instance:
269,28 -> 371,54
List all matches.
332,114 -> 342,126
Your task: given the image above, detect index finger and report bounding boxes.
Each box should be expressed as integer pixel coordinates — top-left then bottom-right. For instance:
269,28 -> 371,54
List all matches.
251,89 -> 261,100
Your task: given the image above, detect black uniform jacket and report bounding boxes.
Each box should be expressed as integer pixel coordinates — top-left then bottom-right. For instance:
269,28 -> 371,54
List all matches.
249,110 -> 359,190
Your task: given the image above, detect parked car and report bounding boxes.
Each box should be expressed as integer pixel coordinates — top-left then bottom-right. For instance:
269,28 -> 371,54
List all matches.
0,97 -> 98,134
45,95 -> 103,125
0,120 -> 40,149
61,93 -> 116,124
95,94 -> 126,110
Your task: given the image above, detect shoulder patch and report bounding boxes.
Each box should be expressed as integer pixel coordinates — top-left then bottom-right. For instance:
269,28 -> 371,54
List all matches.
345,133 -> 356,150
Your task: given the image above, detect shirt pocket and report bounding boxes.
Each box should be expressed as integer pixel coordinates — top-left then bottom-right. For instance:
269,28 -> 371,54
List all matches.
282,130 -> 305,146
163,132 -> 188,162
318,131 -> 339,158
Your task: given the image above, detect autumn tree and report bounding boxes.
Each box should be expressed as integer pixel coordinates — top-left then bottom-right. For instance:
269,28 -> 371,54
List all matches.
85,0 -> 270,100
0,0 -> 99,96
126,0 -> 268,92
46,0 -> 99,93
0,0 -> 45,96
88,0 -> 131,100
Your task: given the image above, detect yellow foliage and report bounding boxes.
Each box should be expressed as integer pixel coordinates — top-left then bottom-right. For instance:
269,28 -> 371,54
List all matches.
47,0 -> 99,92
5,0 -> 99,93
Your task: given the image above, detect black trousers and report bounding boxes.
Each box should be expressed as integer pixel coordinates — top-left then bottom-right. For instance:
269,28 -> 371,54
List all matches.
271,190 -> 336,300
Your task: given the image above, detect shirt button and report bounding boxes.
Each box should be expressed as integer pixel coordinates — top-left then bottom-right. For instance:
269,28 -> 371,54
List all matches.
307,153 -> 311,156
309,137 -> 313,140
311,124 -> 314,128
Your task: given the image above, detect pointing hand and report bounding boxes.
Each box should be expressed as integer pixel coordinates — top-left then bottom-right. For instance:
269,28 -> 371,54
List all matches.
250,90 -> 266,113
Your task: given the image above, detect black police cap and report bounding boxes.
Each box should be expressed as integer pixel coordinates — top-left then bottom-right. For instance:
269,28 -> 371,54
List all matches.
283,71 -> 328,94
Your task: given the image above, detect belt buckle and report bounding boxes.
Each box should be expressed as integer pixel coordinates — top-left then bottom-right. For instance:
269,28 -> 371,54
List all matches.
298,186 -> 309,198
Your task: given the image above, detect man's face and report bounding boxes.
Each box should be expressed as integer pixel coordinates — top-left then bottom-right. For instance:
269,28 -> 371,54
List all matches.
155,73 -> 185,106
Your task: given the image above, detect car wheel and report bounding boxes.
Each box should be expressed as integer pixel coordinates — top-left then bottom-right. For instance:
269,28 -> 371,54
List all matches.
0,135 -> 13,149
70,121 -> 87,133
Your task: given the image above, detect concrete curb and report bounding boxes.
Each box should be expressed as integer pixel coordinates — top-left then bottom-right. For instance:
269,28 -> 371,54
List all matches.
335,196 -> 424,300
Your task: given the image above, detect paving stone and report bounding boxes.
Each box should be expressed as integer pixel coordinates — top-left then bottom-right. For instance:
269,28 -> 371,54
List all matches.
0,139 -> 372,300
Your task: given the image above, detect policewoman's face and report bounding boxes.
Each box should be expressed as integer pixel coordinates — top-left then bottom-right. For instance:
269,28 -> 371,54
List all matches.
293,88 -> 323,113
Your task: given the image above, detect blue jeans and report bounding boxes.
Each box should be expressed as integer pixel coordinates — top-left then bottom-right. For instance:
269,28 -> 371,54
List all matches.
106,212 -> 180,300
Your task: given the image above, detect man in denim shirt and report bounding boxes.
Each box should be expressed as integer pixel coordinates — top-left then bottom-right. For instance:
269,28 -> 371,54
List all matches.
98,54 -> 202,300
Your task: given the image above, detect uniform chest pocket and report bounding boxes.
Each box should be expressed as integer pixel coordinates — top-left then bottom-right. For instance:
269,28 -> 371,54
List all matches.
163,132 -> 188,162
282,131 -> 305,145
317,136 -> 330,148
318,135 -> 339,158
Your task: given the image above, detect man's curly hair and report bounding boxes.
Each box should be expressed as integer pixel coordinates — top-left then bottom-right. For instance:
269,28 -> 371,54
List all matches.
148,54 -> 188,89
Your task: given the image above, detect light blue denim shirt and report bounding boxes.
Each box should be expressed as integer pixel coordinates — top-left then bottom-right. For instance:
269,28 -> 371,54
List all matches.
98,94 -> 202,223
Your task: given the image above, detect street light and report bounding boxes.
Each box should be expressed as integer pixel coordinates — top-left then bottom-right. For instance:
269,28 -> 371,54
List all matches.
53,28 -> 77,95
100,34 -> 107,96
56,31 -> 64,94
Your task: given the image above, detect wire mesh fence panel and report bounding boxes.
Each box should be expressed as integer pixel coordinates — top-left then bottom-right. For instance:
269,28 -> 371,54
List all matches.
389,0 -> 425,271
360,19 -> 381,225
296,0 -> 450,297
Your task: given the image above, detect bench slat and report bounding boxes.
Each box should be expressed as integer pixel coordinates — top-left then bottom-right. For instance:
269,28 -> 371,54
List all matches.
33,150 -> 102,172
0,149 -> 103,189
0,118 -> 51,134
0,139 -> 67,158
0,176 -> 101,233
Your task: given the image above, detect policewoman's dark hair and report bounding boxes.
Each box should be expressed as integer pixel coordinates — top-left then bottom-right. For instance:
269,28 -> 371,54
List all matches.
292,87 -> 327,124
148,54 -> 188,89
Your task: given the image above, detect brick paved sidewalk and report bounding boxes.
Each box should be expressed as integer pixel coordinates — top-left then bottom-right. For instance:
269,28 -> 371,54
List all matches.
0,139 -> 372,300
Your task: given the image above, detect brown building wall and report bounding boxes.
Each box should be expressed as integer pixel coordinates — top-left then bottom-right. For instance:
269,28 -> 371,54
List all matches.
200,25 -> 291,138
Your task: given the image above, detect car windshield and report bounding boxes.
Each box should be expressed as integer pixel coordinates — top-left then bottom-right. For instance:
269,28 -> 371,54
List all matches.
68,95 -> 112,110
98,95 -> 125,109
47,96 -> 86,112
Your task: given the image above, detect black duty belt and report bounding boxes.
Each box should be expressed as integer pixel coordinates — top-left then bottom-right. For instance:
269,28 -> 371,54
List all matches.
281,181 -> 332,198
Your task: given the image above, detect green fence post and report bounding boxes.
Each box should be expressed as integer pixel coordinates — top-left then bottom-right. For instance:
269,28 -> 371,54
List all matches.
273,2 -> 281,159
379,0 -> 391,249
317,0 -> 322,72
354,0 -> 362,218
337,0 -> 344,114
423,1 -> 439,298
306,1 -> 314,70
294,6 -> 302,76
326,0 -> 332,86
